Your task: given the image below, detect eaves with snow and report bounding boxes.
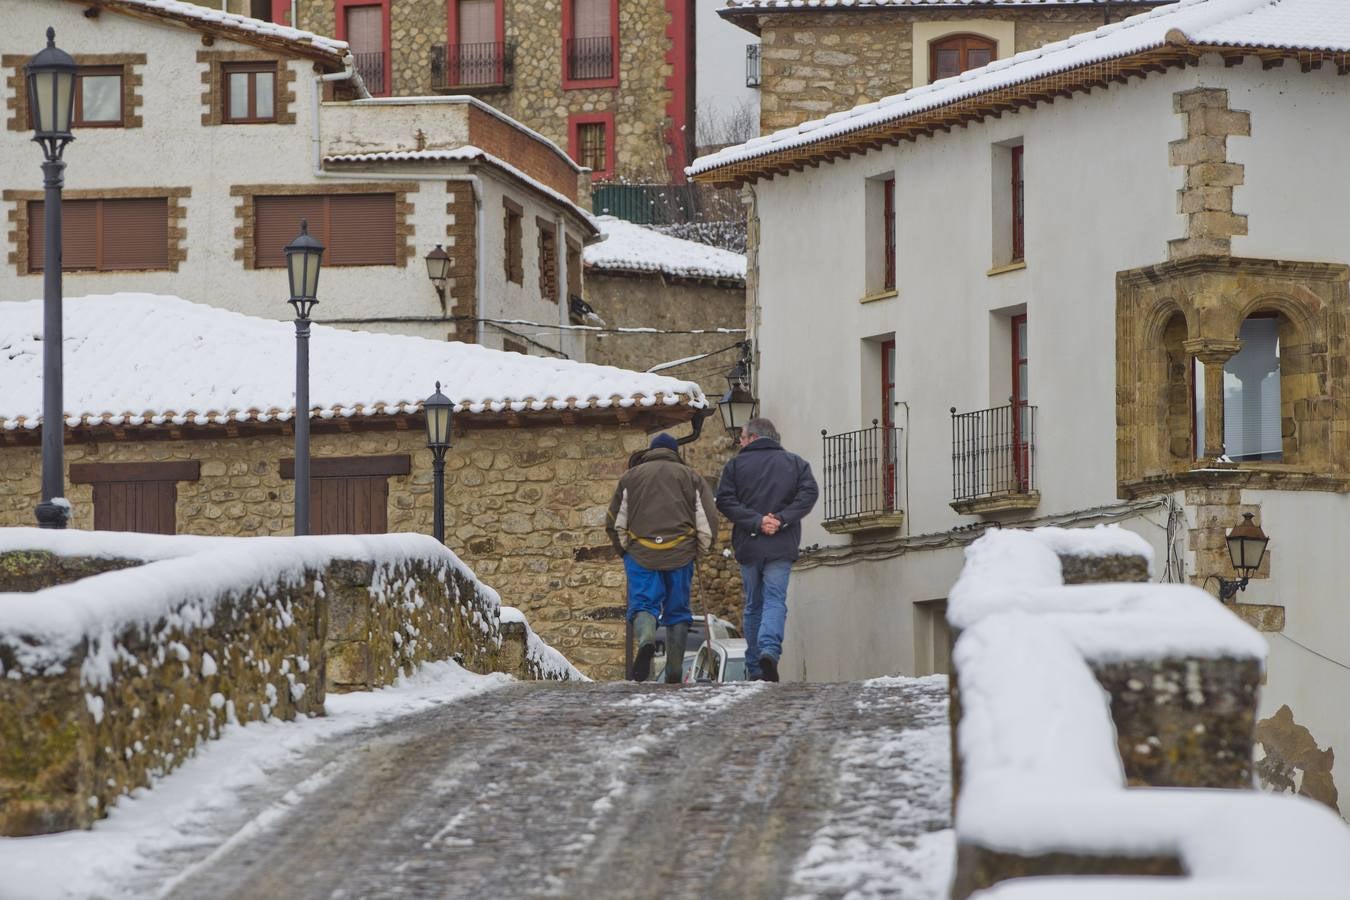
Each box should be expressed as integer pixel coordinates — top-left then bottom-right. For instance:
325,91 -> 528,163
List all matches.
0,294 -> 706,434
694,0 -> 1348,183
584,217 -> 747,284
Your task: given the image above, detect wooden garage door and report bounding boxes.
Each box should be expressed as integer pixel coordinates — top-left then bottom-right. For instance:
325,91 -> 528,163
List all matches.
70,461 -> 200,534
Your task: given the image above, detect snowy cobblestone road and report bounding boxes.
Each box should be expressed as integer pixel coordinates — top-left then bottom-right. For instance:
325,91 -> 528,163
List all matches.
144,676 -> 951,899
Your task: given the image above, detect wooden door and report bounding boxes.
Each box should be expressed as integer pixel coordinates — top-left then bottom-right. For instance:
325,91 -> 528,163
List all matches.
881,339 -> 897,510
93,480 -> 177,534
311,475 -> 389,535
458,0 -> 497,84
1011,314 -> 1030,492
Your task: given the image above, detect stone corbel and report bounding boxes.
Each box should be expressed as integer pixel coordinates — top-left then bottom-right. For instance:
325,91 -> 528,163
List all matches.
1183,338 -> 1243,460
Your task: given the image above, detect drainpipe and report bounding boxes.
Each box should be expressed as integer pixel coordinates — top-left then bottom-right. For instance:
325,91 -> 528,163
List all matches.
555,215 -> 568,357
308,66 -> 485,344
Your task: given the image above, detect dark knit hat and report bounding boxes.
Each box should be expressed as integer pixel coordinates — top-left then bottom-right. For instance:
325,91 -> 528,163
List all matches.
650,433 -> 679,452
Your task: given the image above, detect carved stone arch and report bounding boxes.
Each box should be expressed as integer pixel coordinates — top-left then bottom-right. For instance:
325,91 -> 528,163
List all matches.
1234,288 -> 1324,346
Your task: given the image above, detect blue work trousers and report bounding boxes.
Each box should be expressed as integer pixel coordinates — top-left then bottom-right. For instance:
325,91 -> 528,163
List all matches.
740,558 -> 792,679
623,555 -> 694,627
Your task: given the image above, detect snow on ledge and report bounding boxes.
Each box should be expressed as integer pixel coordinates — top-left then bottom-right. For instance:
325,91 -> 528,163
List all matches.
585,217 -> 747,283
498,605 -> 588,682
1032,524 -> 1153,560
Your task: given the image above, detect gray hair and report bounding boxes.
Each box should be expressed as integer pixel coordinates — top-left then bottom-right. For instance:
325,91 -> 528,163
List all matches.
743,417 -> 779,442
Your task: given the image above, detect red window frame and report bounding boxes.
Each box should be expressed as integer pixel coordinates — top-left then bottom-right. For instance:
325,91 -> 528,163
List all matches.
881,338 -> 898,510
568,112 -> 615,178
561,0 -> 620,89
882,177 -> 896,291
1011,144 -> 1025,262
1011,314 -> 1030,492
335,0 -> 392,97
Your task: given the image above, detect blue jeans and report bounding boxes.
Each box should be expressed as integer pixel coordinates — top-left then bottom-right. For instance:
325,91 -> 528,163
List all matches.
623,555 -> 694,627
740,558 -> 792,678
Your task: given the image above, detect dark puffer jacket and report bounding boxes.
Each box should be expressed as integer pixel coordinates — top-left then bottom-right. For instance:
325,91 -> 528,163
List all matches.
715,438 -> 819,565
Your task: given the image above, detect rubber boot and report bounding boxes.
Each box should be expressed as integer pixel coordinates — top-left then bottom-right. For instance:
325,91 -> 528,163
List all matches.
631,612 -> 657,682
664,622 -> 689,684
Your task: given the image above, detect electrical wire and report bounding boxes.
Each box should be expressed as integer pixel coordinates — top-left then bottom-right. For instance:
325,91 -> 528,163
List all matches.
1273,632 -> 1350,672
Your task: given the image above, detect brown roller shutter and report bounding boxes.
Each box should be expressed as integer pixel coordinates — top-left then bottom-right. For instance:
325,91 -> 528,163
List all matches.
102,198 -> 169,270
28,199 -> 98,272
255,195 -> 326,268
328,194 -> 396,266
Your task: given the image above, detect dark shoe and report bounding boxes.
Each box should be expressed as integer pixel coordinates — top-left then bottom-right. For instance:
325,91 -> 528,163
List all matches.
632,642 -> 655,683
665,671 -> 683,685
760,656 -> 779,683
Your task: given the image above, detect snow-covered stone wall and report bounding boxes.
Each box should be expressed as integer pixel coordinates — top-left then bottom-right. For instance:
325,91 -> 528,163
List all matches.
0,529 -> 578,836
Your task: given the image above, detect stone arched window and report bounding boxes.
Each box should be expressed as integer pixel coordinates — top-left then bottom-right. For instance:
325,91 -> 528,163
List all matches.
1194,315 -> 1283,462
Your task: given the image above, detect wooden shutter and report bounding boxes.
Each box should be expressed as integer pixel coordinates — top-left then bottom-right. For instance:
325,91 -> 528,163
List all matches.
327,193 -> 396,266
254,195 -> 326,268
93,480 -> 178,534
102,198 -> 169,270
312,475 -> 389,534
28,199 -> 97,272
459,0 -> 496,44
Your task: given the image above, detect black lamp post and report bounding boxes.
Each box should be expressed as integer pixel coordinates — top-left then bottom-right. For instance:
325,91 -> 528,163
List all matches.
28,28 -> 77,529
718,343 -> 759,438
1208,513 -> 1270,601
284,220 -> 323,536
423,382 -> 454,543
425,244 -> 451,309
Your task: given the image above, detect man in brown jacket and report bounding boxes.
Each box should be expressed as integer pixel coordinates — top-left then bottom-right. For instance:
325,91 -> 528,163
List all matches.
606,433 -> 717,683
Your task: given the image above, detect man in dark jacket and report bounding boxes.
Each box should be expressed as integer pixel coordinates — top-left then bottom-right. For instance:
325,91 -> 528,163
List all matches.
715,417 -> 818,682
606,433 -> 717,683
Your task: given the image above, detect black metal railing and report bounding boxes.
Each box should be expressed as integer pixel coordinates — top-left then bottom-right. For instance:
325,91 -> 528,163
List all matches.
821,421 -> 901,523
567,35 -> 613,81
746,44 -> 761,87
353,51 -> 386,95
951,403 -> 1037,502
431,42 -> 513,90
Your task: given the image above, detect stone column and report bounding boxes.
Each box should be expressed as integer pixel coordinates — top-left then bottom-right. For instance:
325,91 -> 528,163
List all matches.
1183,338 -> 1243,460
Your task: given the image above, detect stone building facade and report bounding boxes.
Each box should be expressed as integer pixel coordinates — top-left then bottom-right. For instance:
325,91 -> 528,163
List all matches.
719,0 -> 1171,133
292,0 -> 694,182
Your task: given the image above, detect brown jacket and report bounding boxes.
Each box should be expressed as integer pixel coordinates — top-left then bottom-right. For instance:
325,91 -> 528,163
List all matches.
605,448 -> 716,571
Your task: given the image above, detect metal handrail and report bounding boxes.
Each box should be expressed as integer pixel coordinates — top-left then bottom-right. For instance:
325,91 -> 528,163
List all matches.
821,421 -> 901,522
431,42 -> 513,90
950,403 -> 1036,501
352,51 -> 385,95
566,35 -> 613,81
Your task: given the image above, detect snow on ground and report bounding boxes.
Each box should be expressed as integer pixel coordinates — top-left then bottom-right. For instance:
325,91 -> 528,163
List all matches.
0,662 -> 511,900
787,674 -> 954,900
585,216 -> 747,282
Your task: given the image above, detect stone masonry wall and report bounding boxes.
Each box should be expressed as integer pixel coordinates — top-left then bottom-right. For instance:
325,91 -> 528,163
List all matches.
755,8 -> 1160,133
296,0 -> 675,182
0,422 -> 682,681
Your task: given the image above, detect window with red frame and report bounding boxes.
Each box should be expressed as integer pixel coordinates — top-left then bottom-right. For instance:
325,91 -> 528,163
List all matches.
577,122 -> 608,175
1011,145 -> 1025,262
882,177 -> 896,291
565,0 -> 615,83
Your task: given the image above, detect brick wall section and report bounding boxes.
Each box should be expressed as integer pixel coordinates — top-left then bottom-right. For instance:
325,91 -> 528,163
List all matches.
4,53 -> 147,132
467,105 -> 579,201
1169,87 -> 1251,260
296,0 -> 675,182
4,186 -> 191,274
446,183 -> 478,339
197,50 -> 298,126
0,422 -> 679,681
229,181 -> 418,269
754,7 -> 1163,132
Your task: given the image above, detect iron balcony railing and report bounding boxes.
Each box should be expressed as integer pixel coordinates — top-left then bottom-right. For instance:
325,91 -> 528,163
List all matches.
951,403 -> 1037,502
353,51 -> 386,95
746,44 -> 761,87
821,421 -> 901,523
431,42 -> 514,90
567,35 -> 614,81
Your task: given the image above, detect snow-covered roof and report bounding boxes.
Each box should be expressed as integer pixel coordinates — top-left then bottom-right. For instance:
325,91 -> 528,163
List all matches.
324,146 -> 597,233
724,0 -> 1157,8
0,294 -> 705,432
693,0 -> 1346,180
584,217 -> 747,283
79,0 -> 349,61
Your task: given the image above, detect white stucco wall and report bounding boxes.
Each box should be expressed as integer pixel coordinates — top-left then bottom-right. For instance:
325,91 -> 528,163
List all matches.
1,4 -> 590,356
695,1 -> 759,151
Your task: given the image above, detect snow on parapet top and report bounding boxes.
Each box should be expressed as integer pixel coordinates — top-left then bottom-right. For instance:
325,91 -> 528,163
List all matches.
110,0 -> 349,55
585,217 -> 747,282
1032,524 -> 1154,560
692,0 -> 1327,177
0,294 -> 704,430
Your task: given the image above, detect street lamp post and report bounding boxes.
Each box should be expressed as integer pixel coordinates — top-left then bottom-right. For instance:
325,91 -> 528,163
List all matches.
423,382 -> 454,543
1205,513 -> 1271,602
717,342 -> 759,439
425,244 -> 451,310
27,27 -> 77,529
284,220 -> 324,536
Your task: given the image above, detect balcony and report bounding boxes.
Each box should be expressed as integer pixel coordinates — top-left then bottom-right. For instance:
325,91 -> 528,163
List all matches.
353,51 -> 387,96
431,42 -> 513,91
820,421 -> 904,534
566,35 -> 614,82
950,403 -> 1039,515
746,44 -> 761,88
